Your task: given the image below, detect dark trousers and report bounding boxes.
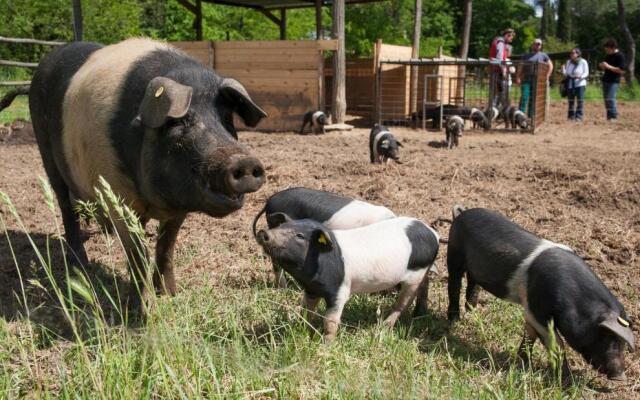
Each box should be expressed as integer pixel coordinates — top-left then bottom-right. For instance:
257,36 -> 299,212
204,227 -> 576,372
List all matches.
568,86 -> 585,120
603,82 -> 619,119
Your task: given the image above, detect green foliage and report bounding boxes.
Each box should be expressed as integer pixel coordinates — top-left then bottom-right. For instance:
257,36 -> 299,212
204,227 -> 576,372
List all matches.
540,36 -> 576,54
469,0 -> 537,58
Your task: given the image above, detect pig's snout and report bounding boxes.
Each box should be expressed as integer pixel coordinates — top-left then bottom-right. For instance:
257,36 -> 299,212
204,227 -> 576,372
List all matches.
609,371 -> 627,381
225,155 -> 265,194
256,229 -> 270,245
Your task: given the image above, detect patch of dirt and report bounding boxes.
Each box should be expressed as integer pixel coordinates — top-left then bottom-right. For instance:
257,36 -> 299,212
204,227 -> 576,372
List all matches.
1,101 -> 640,397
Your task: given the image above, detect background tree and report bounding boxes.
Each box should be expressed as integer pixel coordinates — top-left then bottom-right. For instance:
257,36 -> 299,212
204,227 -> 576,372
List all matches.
556,0 -> 572,42
459,0 -> 472,58
617,0 -> 636,86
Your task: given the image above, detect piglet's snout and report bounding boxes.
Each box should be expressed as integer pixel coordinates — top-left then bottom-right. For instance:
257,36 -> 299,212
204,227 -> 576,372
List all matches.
256,230 -> 270,245
225,154 -> 265,195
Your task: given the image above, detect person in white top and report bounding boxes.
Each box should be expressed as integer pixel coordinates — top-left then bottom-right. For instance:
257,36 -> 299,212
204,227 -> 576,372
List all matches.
562,48 -> 589,121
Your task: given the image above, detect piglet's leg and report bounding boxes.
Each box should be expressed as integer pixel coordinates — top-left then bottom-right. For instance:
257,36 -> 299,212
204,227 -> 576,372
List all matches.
384,280 -> 421,327
413,273 -> 430,317
323,286 -> 350,342
517,320 -> 539,366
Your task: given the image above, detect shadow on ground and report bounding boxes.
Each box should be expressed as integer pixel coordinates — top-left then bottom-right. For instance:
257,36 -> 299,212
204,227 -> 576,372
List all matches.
0,229 -> 132,341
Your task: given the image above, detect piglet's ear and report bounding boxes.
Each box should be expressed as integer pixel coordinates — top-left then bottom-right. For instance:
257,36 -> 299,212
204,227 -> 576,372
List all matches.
219,78 -> 268,127
313,228 -> 333,251
396,141 -> 403,147
139,77 -> 192,128
266,212 -> 292,228
600,314 -> 636,352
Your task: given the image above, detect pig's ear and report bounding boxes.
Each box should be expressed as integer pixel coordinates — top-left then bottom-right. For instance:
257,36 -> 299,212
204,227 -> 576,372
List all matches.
396,141 -> 403,147
219,78 -> 268,127
312,228 -> 333,251
138,77 -> 193,128
266,212 -> 292,228
381,139 -> 390,149
600,314 -> 636,351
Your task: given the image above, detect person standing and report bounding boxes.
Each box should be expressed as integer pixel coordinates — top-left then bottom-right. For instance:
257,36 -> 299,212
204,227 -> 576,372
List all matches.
489,28 -> 515,110
598,39 -> 626,120
562,48 -> 589,121
516,38 -> 553,117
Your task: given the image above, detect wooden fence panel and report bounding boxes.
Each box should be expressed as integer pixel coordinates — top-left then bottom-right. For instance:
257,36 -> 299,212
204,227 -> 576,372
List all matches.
534,62 -> 548,129
171,40 -> 331,131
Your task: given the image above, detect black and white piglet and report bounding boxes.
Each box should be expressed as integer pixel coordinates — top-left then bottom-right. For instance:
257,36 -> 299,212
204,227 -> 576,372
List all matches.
369,124 -> 403,163
256,215 -> 439,340
253,187 -> 396,287
445,116 -> 464,149
470,108 -> 490,130
501,106 -> 530,130
447,206 -> 635,380
300,110 -> 328,134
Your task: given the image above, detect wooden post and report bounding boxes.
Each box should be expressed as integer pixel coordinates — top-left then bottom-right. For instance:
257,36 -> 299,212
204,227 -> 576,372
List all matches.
315,0 -> 322,40
72,0 -> 83,41
332,0 -> 346,124
409,0 -> 422,125
459,0 -> 472,58
195,0 -> 203,40
280,9 -> 286,40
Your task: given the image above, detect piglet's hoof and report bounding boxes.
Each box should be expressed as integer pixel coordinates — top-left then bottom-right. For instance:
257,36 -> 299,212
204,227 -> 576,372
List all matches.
323,333 -> 336,343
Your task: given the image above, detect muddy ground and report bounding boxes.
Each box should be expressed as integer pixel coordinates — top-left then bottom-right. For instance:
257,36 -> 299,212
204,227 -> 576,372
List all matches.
1,101 -> 639,395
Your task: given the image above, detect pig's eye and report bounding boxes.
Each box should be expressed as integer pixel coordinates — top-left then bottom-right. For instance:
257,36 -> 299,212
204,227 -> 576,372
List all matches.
295,233 -> 305,240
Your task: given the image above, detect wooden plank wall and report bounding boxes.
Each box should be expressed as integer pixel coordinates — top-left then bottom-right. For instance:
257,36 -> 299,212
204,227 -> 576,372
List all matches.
325,57 -> 375,116
171,40 -> 335,131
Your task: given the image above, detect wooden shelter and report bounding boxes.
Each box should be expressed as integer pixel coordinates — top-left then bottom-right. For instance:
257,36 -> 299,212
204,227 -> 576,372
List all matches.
172,39 -> 336,131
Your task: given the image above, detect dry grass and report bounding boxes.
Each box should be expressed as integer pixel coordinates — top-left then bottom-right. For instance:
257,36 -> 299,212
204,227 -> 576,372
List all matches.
0,100 -> 639,398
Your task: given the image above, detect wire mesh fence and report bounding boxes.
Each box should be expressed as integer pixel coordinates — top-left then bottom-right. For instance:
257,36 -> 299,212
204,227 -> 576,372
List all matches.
375,59 -> 549,133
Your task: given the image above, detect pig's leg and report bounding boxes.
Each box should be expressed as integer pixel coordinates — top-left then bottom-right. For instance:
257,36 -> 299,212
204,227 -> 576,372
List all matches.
111,215 -> 150,310
302,291 -> 321,313
154,215 -> 186,296
447,254 -> 465,321
465,277 -> 479,310
413,272 -> 430,317
385,280 -> 421,327
323,286 -> 350,342
517,320 -> 539,366
526,313 -> 573,382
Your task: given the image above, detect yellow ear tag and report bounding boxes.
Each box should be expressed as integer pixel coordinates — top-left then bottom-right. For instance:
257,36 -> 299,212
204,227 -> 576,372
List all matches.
618,317 -> 630,327
318,234 -> 327,245
155,86 -> 164,98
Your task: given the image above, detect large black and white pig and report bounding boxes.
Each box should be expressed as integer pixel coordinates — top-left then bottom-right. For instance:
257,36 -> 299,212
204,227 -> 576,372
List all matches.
29,38 -> 267,306
256,215 -> 439,340
252,187 -> 396,287
369,124 -> 403,164
300,111 -> 328,134
447,206 -> 635,380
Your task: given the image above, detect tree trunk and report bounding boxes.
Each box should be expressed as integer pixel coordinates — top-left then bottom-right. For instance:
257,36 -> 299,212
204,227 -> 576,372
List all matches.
617,0 -> 636,87
409,0 -> 422,118
72,0 -> 83,41
557,0 -> 571,42
332,0 -> 346,123
459,0 -> 472,58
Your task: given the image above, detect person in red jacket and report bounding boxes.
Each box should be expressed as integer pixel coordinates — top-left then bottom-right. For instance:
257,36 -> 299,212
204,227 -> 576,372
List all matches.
489,28 -> 515,110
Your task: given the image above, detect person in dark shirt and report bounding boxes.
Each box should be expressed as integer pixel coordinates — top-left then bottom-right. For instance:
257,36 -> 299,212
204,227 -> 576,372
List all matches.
598,38 -> 626,120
